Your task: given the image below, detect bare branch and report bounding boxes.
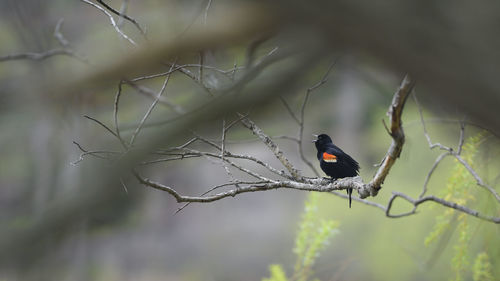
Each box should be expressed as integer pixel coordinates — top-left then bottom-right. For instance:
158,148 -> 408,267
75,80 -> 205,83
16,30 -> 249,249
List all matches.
306,60 -> 336,92
419,152 -> 450,198
457,119 -> 466,154
239,115 -> 302,179
1,19 -> 88,63
454,154 -> 500,203
224,152 -> 293,179
0,49 -> 73,62
116,0 -> 129,28
220,119 -> 240,185
131,64 -> 244,82
386,192 -> 500,224
224,113 -> 250,132
413,93 -> 451,151
80,0 -> 137,46
123,80 -> 185,114
164,62 -> 214,96
198,51 -> 204,84
203,0 -> 213,26
404,117 -> 500,138
96,0 -> 146,35
414,93 -> 500,203
54,19 -> 69,47
71,141 -> 120,165
113,81 -> 128,150
280,97 -> 300,125
130,63 -> 177,147
245,36 -> 272,68
360,74 -> 416,197
83,115 -> 119,139
136,172 -> 359,203
188,149 -> 269,180
119,177 -> 129,194
297,61 -> 336,177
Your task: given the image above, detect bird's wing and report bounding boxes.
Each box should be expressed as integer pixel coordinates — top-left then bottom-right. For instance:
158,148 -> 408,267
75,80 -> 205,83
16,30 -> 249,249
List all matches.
322,152 -> 338,163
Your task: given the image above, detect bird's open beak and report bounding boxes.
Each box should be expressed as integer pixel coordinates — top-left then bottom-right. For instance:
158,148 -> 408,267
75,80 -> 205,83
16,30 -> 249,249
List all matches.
312,134 -> 318,143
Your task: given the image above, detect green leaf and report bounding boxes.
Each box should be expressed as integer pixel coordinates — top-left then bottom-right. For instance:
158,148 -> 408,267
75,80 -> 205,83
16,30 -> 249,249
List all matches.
262,264 -> 288,281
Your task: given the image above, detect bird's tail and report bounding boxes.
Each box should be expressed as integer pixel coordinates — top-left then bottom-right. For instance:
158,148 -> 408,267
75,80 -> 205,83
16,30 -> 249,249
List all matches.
347,188 -> 352,208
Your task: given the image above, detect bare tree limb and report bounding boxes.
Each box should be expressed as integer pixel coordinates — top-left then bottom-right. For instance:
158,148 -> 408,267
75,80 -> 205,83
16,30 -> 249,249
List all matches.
360,74 -> 416,197
239,115 -> 302,179
386,192 -> 500,224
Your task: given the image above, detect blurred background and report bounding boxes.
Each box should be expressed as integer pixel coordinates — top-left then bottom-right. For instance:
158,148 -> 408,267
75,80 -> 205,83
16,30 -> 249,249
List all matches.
0,0 -> 499,280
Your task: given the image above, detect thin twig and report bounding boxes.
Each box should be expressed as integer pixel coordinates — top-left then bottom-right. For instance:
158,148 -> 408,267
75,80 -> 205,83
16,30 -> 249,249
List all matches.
131,64 -> 245,82
96,0 -> 145,35
419,152 -> 450,198
123,80 -> 185,113
116,0 -> 129,28
0,49 -> 73,62
203,0 -> 213,25
80,0 -> 137,46
413,93 -> 450,151
113,81 -> 128,149
83,115 -> 119,138
182,148 -> 269,180
454,154 -> 500,203
224,113 -> 250,132
414,93 -> 500,203
297,61 -> 336,177
54,19 -> 69,47
239,115 -> 302,179
119,177 -> 129,194
280,97 -> 300,124
386,192 -> 500,224
457,119 -> 466,154
164,62 -> 214,96
71,141 -> 120,165
198,51 -> 204,84
220,118 -> 240,184
129,62 -> 176,146
1,19 -> 87,63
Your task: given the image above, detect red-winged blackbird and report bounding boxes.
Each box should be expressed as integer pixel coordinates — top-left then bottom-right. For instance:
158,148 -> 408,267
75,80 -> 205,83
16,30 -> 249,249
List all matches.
313,134 -> 360,208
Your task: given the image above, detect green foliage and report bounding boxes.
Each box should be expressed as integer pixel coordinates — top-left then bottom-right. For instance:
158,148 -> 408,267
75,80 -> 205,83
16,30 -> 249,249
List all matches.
262,265 -> 288,281
424,133 -> 495,281
262,193 -> 339,281
472,252 -> 494,281
451,219 -> 471,281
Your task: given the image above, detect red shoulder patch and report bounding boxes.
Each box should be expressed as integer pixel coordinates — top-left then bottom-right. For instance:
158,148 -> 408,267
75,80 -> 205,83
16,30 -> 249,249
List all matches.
322,152 -> 337,161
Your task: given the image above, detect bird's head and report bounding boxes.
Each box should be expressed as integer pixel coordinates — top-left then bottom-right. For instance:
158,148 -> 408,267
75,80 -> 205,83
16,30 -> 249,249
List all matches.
313,134 -> 333,150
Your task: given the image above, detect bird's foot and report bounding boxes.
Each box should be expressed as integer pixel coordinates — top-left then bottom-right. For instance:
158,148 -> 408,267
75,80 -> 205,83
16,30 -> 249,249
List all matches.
322,177 -> 336,183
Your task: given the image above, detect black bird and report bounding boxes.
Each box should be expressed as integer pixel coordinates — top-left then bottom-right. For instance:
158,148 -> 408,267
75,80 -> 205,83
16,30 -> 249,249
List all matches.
313,134 -> 359,208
